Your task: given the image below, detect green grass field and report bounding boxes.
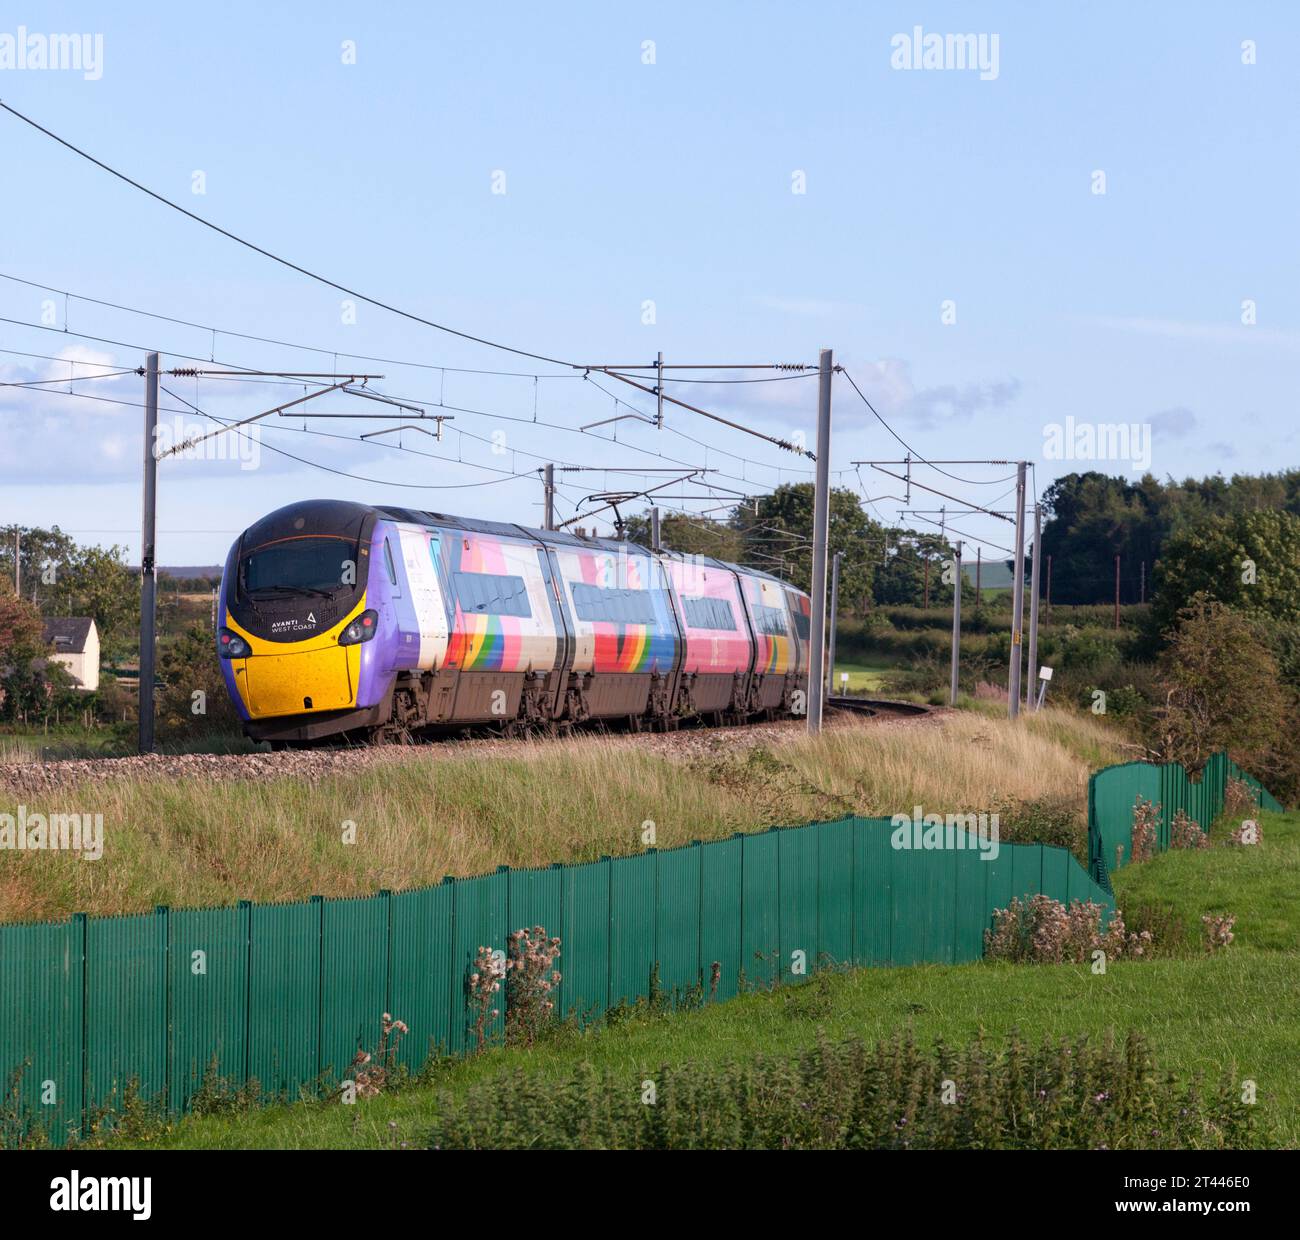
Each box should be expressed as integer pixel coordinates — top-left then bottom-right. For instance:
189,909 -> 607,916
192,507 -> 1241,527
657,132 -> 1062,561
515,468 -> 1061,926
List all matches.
102,810 -> 1300,1150
827,660 -> 894,692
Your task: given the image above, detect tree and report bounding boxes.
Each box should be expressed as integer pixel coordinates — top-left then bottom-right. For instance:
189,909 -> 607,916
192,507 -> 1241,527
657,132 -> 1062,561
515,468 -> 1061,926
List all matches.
1153,594 -> 1289,780
156,623 -> 239,735
59,544 -> 136,659
1149,510 -> 1300,636
0,589 -> 44,663
732,483 -> 884,611
0,589 -> 77,723
622,512 -> 743,562
0,527 -> 135,660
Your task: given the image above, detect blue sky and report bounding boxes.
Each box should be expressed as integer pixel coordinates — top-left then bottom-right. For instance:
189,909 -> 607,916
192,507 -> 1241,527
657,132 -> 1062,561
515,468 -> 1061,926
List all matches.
1,1 -> 1296,566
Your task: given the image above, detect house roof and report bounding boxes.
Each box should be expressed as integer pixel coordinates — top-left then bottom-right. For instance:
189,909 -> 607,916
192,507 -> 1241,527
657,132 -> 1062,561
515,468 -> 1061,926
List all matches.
41,617 -> 96,653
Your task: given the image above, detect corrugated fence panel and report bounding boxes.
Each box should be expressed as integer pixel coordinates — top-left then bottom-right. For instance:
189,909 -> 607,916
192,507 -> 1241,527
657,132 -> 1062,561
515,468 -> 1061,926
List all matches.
1090,761 -> 1162,871
560,859 -> 610,1022
167,904 -> 248,1115
699,837 -> 742,1000
953,852 -> 987,962
1010,844 -> 1043,904
816,817 -> 854,967
897,844 -> 954,965
983,846 -> 1014,922
507,866 -> 563,942
84,911 -> 167,1117
741,830 -> 780,986
779,825 -> 819,983
1041,847 -> 1071,904
608,852 -> 656,1005
247,899 -> 319,1099
389,883 -> 453,1068
19,750 -> 1286,1140
320,894 -> 390,1084
0,917 -> 82,1145
852,817 -> 892,965
448,872 -> 507,1055
1088,754 -> 1286,879
655,845 -> 701,998
888,840 -> 927,967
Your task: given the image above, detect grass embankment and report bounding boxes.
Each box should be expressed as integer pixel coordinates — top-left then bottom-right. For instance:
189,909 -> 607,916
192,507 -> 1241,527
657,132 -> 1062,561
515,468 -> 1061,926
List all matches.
0,708 -> 1122,922
106,812 -> 1300,1149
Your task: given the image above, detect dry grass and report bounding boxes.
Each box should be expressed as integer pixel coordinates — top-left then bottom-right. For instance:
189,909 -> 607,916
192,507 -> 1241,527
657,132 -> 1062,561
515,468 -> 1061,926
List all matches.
0,708 -> 1126,923
779,708 -> 1121,815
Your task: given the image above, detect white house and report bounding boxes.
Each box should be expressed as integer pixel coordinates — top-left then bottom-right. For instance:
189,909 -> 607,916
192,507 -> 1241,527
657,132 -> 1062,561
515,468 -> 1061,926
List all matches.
41,617 -> 100,691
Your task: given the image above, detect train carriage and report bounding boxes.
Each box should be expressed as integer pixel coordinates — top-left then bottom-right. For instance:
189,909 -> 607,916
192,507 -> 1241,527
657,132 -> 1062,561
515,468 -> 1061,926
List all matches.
218,499 -> 810,745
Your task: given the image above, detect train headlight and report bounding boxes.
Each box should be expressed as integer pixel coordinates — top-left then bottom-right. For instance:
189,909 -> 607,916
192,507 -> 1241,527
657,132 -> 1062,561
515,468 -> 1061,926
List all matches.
338,609 -> 379,646
218,628 -> 251,659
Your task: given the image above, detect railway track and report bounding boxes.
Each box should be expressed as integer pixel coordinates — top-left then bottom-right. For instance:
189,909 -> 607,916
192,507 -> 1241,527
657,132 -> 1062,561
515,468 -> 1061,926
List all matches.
827,696 -> 933,719
0,698 -> 934,793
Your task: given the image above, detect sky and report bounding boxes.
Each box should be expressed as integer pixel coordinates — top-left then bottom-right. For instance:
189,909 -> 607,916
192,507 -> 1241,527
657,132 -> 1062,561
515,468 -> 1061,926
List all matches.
1,1 -> 1297,568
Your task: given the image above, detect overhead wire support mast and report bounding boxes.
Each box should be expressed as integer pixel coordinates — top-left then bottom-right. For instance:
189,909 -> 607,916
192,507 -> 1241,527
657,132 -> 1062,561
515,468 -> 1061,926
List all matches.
152,374 -> 376,460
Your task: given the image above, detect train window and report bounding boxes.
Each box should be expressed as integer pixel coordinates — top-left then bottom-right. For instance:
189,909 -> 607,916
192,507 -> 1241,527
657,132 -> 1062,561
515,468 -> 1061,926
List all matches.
453,571 -> 532,618
791,609 -> 810,640
571,582 -> 659,626
383,539 -> 398,586
753,604 -> 790,637
681,595 -> 737,631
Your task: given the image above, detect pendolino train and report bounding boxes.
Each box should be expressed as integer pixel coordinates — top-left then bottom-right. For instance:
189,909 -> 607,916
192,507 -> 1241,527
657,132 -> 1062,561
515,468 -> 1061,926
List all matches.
217,499 -> 812,745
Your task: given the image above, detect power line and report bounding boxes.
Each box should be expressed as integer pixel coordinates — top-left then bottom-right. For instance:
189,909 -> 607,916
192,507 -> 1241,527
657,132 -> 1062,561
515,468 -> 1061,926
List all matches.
0,102 -> 577,368
0,311 -> 817,497
0,368 -> 135,389
837,368 -> 1019,487
0,270 -> 587,382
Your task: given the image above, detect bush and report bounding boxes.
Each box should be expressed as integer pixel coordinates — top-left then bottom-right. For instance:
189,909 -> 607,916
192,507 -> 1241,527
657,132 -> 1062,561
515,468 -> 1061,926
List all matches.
1170,809 -> 1209,851
984,895 -> 1151,963
425,1030 -> 1259,1150
984,793 -> 1086,860
1130,797 -> 1159,863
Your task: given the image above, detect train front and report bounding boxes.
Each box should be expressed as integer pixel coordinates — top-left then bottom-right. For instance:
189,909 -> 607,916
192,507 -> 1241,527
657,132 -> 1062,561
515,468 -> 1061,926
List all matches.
217,499 -> 393,744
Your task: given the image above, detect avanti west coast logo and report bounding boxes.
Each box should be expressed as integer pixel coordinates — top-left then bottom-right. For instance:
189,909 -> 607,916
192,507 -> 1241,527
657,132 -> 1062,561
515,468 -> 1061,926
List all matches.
271,611 -> 317,633
0,806 -> 103,860
890,807 -> 1000,860
50,1172 -> 151,1221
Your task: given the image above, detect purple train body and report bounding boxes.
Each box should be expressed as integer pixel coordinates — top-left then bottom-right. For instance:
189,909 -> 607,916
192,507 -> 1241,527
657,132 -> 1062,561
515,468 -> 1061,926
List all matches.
218,499 -> 812,745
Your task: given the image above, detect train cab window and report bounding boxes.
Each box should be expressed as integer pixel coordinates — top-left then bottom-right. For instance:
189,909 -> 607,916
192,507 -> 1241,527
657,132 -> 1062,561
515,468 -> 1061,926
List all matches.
682,595 -> 737,631
791,609 -> 810,640
571,583 -> 659,626
383,538 -> 399,586
453,571 -> 532,617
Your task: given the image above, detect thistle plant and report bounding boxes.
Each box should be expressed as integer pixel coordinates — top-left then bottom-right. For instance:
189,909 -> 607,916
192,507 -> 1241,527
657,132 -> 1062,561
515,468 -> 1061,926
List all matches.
1170,808 -> 1209,850
985,896 -> 1152,963
348,1012 -> 409,1098
1201,913 -> 1236,953
504,926 -> 562,1047
1130,796 -> 1160,862
468,945 -> 505,1051
1222,777 -> 1259,820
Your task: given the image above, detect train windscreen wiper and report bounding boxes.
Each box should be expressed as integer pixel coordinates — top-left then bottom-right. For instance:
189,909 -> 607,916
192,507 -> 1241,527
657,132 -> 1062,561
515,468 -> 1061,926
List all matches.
245,584 -> 335,600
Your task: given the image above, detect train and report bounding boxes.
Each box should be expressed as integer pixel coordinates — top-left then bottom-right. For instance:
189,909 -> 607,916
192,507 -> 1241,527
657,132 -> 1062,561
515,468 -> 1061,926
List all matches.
216,499 -> 812,745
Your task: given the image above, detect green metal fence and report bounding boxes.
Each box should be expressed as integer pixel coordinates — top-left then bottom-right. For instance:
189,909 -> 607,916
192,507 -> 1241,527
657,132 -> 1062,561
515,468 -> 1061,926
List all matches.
0,815 -> 1112,1145
1087,751 -> 1284,891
